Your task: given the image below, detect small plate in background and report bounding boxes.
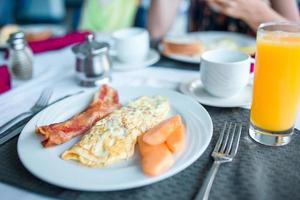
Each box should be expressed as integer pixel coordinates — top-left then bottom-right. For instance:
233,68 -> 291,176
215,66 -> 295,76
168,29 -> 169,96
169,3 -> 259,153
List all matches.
112,49 -> 160,71
160,31 -> 256,64
0,24 -> 66,48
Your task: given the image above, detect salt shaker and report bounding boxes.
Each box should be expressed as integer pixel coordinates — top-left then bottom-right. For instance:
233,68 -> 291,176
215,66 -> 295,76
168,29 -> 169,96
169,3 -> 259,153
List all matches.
7,31 -> 33,80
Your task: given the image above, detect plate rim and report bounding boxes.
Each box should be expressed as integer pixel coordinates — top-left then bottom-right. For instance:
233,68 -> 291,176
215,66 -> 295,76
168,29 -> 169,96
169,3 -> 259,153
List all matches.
158,43 -> 200,64
112,49 -> 160,71
159,31 -> 256,64
17,86 -> 213,191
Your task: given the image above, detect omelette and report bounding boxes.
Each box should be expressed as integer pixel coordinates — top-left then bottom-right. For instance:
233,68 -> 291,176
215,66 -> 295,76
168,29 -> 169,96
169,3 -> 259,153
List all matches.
62,96 -> 170,167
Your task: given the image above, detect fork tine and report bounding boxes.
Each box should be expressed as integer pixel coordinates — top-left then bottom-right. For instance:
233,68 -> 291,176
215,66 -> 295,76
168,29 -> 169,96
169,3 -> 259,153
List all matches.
35,94 -> 45,107
33,90 -> 46,106
41,89 -> 53,106
220,122 -> 232,153
230,124 -> 242,156
213,122 -> 227,152
225,123 -> 237,154
35,88 -> 53,107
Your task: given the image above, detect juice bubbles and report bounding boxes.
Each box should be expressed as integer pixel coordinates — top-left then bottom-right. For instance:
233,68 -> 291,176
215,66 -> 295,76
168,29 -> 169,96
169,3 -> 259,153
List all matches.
249,22 -> 300,146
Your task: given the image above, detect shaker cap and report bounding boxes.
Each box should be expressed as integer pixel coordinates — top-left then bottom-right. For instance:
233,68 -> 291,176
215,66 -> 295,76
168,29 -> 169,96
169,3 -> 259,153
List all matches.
7,31 -> 27,50
72,34 -> 109,56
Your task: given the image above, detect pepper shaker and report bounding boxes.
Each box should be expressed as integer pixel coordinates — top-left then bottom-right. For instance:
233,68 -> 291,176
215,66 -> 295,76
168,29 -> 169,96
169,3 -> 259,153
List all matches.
7,31 -> 33,80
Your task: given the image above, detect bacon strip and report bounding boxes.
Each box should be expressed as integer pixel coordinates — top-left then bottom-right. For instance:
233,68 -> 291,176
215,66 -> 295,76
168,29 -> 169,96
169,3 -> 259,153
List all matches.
36,85 -> 121,147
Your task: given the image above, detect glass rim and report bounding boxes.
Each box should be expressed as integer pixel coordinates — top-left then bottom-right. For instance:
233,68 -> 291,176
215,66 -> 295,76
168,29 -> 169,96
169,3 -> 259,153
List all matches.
258,21 -> 300,30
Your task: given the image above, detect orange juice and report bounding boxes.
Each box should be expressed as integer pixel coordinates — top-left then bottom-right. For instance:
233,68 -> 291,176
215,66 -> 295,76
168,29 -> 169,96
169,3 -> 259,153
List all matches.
251,32 -> 300,131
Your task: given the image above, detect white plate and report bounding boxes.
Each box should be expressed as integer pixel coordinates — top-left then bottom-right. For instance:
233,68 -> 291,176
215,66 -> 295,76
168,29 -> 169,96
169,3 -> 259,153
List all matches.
0,24 -> 67,48
20,24 -> 66,36
160,31 -> 256,64
179,78 -> 252,108
18,86 -> 213,191
112,49 -> 160,71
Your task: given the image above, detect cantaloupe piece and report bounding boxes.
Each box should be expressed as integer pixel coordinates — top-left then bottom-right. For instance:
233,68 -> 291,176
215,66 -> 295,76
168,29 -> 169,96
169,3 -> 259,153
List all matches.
141,144 -> 174,176
138,135 -> 165,157
166,123 -> 185,153
143,115 -> 182,145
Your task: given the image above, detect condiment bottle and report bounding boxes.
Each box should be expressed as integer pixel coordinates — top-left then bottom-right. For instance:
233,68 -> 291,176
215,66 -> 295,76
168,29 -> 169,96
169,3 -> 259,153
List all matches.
7,31 -> 33,80
72,34 -> 111,87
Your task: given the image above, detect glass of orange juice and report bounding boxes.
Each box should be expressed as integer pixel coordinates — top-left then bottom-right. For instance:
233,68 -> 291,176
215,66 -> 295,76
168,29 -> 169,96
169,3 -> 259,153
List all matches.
250,22 -> 300,146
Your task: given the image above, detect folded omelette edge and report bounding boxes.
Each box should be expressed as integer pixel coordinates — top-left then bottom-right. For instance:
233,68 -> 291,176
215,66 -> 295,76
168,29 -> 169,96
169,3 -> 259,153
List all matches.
61,96 -> 170,167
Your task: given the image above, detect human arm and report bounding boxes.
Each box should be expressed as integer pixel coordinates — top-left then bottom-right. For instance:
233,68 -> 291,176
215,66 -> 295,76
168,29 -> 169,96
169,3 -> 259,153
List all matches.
270,0 -> 300,22
147,0 -> 182,39
206,0 -> 300,31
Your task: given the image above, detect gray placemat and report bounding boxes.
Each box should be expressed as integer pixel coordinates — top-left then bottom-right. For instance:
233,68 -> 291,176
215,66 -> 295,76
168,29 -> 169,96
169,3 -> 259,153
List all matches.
0,107 -> 300,200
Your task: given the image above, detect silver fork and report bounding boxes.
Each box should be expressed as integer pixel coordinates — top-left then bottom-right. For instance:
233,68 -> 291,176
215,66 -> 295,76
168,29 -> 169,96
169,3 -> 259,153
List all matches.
0,88 -> 53,132
194,122 -> 242,200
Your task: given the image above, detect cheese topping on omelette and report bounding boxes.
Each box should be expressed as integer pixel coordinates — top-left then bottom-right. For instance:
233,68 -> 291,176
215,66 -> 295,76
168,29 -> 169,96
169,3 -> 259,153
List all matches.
62,96 -> 170,167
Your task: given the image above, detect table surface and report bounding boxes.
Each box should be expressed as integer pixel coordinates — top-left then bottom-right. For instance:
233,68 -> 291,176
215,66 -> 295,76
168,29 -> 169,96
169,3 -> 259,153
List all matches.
1,47 -> 300,200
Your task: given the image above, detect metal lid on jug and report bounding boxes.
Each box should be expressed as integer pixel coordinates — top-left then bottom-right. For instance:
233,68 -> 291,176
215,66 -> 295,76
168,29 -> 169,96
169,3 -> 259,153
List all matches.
72,34 -> 109,56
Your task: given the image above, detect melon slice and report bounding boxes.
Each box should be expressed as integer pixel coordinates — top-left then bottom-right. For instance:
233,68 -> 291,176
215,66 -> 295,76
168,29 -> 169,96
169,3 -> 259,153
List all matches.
138,135 -> 165,157
166,123 -> 185,153
141,144 -> 174,177
143,115 -> 182,145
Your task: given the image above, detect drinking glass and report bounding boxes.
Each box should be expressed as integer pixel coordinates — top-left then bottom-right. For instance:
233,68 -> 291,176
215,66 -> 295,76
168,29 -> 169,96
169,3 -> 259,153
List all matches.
249,22 -> 300,146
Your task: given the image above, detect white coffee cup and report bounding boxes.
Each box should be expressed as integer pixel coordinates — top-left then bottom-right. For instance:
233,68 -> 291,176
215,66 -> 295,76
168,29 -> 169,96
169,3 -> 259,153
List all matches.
112,28 -> 150,63
200,49 -> 252,98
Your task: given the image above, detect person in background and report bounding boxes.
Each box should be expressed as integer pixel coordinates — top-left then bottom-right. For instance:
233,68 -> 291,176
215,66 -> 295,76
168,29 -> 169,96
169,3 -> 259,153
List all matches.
80,0 -> 140,32
148,0 -> 300,39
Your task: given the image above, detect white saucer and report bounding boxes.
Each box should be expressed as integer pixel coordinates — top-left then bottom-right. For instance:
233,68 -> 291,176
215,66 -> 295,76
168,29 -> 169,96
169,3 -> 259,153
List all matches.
179,78 -> 252,108
112,49 -> 160,71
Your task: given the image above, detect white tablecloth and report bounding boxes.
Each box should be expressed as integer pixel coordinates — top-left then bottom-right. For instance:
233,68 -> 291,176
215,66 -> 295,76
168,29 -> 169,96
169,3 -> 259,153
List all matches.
1,47 -> 300,200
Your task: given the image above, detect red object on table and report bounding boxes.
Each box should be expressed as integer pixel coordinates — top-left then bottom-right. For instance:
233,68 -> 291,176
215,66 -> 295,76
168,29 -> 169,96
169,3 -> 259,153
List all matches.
28,31 -> 91,54
0,65 -> 11,94
250,54 -> 255,73
250,62 -> 255,73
